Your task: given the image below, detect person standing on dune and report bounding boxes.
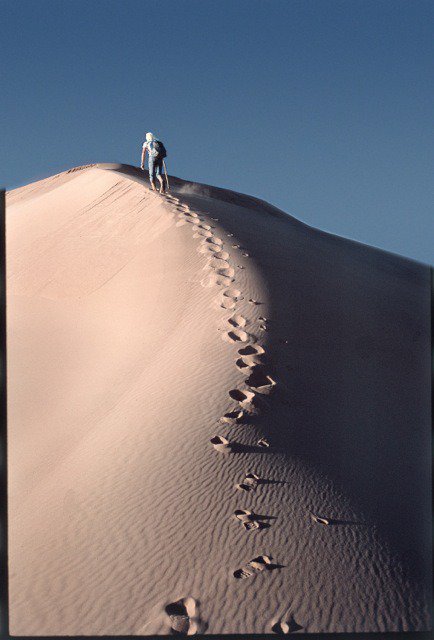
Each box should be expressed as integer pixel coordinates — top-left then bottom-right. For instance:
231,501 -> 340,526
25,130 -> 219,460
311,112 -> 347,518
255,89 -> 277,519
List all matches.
141,132 -> 167,193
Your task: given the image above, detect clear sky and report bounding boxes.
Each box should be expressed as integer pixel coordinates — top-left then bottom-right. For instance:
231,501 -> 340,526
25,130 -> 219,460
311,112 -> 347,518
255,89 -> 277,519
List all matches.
2,0 -> 433,264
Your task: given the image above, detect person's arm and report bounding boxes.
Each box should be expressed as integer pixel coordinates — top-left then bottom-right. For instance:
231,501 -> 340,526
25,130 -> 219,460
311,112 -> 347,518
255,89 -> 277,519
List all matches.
141,144 -> 146,170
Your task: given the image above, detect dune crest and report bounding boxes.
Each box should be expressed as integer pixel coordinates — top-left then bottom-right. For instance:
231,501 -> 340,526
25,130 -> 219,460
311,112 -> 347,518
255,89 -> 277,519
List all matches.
7,164 -> 431,634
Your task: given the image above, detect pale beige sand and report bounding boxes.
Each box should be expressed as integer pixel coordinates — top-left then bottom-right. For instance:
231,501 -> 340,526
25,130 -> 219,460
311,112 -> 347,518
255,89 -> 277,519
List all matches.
7,164 -> 431,635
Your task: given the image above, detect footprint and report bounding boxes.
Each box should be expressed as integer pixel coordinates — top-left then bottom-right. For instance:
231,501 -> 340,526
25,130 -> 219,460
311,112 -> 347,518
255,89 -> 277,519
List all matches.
232,244 -> 240,249
243,520 -> 263,532
229,388 -> 255,405
220,298 -> 236,310
227,233 -> 234,237
237,352 -> 264,368
201,243 -> 223,254
236,483 -> 253,493
257,438 -> 270,448
221,409 -> 244,423
271,617 -> 303,634
223,329 -> 249,343
310,513 -> 330,525
165,597 -> 204,635
211,217 -> 219,221
212,250 -> 230,261
234,508 -> 253,522
238,346 -> 265,367
242,252 -> 249,257
233,555 -> 273,580
234,510 -> 262,531
205,236 -> 223,247
235,358 -> 251,371
238,344 -> 265,356
193,229 -> 213,238
198,244 -> 218,256
215,266 -> 235,278
210,435 -> 232,453
248,298 -> 262,305
246,367 -> 276,392
237,265 -> 245,269
223,288 -> 242,301
259,324 -> 267,331
236,472 -> 260,492
258,316 -> 267,322
204,269 -> 234,287
208,258 -> 231,271
228,314 -> 247,328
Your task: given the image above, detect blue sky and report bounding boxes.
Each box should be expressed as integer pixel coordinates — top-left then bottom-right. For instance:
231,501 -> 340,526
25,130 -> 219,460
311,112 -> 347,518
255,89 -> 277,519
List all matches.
2,0 -> 433,264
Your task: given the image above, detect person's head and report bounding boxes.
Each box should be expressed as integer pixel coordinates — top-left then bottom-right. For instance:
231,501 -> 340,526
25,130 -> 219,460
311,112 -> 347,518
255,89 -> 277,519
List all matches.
146,132 -> 154,142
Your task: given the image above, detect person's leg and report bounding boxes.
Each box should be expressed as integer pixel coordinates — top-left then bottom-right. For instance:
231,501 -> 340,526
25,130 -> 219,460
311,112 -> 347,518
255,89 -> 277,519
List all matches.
156,160 -> 165,193
149,159 -> 156,190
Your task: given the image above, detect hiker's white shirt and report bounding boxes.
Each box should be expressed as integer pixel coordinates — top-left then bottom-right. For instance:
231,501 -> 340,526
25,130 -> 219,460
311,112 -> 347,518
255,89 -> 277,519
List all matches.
142,140 -> 158,157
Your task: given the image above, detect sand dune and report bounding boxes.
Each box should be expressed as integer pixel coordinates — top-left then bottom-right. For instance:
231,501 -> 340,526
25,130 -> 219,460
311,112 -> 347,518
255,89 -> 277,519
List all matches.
7,163 -> 431,634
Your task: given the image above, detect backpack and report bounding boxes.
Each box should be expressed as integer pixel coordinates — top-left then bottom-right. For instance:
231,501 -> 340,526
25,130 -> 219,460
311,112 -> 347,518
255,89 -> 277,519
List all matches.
153,140 -> 167,159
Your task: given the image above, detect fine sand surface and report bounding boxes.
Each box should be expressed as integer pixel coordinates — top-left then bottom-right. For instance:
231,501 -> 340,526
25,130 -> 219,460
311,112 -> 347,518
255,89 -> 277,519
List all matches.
7,164 -> 431,635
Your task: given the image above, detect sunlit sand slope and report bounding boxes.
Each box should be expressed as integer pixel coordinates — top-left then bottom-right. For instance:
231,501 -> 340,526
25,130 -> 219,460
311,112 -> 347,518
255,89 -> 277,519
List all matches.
7,164 -> 431,635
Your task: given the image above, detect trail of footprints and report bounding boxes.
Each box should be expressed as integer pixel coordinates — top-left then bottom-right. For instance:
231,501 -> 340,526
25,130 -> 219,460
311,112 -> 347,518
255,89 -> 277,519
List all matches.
161,192 -> 305,634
